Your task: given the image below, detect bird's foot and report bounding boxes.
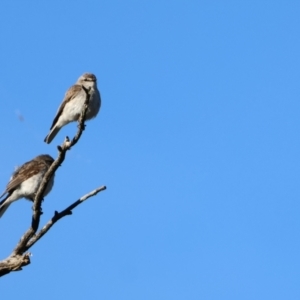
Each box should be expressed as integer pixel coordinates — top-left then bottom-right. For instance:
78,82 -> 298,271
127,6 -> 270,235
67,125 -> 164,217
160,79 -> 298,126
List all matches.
31,205 -> 43,215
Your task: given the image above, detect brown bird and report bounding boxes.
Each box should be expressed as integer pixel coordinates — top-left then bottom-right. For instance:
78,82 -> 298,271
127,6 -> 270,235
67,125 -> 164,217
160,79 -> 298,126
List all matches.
44,73 -> 101,144
0,154 -> 55,217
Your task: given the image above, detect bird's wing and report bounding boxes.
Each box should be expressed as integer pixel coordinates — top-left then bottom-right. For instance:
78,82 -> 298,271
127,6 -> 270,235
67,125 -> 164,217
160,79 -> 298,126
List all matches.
4,160 -> 45,194
49,84 -> 83,130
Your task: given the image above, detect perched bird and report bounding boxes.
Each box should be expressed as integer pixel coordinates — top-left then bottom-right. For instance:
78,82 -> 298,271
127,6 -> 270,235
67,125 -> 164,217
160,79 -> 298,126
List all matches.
0,155 -> 55,218
44,73 -> 101,144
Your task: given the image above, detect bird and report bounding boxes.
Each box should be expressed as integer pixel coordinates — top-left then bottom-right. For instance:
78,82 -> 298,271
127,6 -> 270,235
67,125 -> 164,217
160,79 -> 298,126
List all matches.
44,73 -> 101,144
0,154 -> 55,218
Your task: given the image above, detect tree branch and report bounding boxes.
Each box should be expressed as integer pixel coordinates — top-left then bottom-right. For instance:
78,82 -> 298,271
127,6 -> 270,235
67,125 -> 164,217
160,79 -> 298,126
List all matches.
25,185 -> 107,250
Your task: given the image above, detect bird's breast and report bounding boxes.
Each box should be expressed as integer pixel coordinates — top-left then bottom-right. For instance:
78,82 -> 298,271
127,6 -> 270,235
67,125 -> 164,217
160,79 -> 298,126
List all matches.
86,89 -> 101,119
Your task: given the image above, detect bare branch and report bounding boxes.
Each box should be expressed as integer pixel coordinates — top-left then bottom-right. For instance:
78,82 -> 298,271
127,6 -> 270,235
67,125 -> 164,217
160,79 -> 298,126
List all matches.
0,253 -> 31,277
25,185 -> 107,250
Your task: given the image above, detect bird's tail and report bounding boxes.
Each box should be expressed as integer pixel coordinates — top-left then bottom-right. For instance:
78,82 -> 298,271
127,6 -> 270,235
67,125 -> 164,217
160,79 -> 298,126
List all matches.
0,195 -> 12,218
44,125 -> 61,144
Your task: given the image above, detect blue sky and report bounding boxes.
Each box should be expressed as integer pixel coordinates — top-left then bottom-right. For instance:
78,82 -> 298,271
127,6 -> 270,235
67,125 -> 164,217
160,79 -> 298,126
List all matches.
0,1 -> 300,299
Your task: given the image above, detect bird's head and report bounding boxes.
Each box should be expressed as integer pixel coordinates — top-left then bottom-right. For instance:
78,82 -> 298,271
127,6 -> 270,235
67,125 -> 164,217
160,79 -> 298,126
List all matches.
77,73 -> 97,89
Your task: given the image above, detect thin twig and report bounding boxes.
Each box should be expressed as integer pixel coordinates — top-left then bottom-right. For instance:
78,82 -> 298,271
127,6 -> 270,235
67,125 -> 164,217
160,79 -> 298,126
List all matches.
25,185 -> 106,250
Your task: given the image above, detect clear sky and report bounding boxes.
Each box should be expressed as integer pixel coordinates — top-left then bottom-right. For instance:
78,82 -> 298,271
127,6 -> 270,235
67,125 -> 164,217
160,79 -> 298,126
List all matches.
0,1 -> 300,299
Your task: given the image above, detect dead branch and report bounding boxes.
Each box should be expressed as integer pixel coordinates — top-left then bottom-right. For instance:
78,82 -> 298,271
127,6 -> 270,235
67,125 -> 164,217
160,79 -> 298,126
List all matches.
25,185 -> 107,250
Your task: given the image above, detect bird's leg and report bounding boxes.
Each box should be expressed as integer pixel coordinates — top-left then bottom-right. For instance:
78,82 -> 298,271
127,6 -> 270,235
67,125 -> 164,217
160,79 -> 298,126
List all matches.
31,204 -> 43,215
76,114 -> 86,130
39,197 -> 44,214
30,196 -> 44,215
